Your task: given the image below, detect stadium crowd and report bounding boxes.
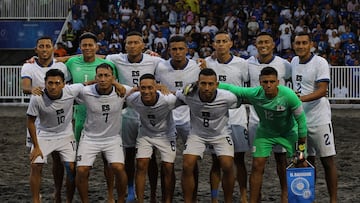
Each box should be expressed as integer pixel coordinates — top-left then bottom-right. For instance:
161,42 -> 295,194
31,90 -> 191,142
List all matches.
57,0 -> 360,66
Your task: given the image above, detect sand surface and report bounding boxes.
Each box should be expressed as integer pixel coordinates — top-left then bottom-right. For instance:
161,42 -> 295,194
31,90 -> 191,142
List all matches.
0,106 -> 359,202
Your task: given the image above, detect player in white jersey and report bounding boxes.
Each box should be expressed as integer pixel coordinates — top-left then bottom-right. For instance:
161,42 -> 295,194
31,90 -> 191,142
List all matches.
75,63 -> 129,203
155,35 -> 202,202
21,36 -> 69,203
292,32 -> 337,203
247,32 -> 292,202
105,31 -> 163,202
126,74 -> 180,203
178,68 -> 238,203
27,69 -> 80,203
204,31 -> 249,203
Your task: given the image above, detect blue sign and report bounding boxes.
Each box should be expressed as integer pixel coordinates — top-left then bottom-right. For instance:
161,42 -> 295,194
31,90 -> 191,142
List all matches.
0,21 -> 64,49
286,166 -> 315,203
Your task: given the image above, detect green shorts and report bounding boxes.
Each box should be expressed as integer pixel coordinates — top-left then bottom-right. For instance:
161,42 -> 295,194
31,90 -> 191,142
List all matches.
74,105 -> 86,142
252,133 -> 297,158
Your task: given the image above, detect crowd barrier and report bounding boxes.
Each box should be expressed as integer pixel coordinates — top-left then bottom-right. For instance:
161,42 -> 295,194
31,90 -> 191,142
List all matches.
0,0 -> 71,20
0,65 -> 359,106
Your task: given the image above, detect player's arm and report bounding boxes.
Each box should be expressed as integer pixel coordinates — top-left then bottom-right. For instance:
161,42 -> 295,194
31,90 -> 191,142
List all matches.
27,115 -> 43,163
218,82 -> 245,97
21,78 -> 43,95
298,81 -> 328,102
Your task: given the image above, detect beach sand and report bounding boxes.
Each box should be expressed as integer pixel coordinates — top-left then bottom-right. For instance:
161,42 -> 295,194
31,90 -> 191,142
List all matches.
0,106 -> 359,202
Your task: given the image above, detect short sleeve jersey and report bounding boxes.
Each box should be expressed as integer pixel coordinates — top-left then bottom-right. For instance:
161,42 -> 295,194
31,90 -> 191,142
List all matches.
205,55 -> 249,125
105,53 -> 162,119
126,91 -> 178,139
218,84 -> 303,137
155,59 -> 200,125
77,84 -> 127,143
26,84 -> 83,139
247,55 -> 292,123
66,56 -> 117,119
21,60 -> 70,87
291,54 -> 331,126
176,89 -> 238,138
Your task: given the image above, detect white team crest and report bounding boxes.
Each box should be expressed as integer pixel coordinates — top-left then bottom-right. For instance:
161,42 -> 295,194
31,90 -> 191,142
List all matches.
277,105 -> 286,111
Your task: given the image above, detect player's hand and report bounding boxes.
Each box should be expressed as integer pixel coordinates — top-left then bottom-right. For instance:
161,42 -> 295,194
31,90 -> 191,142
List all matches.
144,50 -> 160,57
156,84 -> 171,95
292,150 -> 305,165
31,87 -> 44,96
113,81 -> 126,97
183,82 -> 197,96
25,56 -> 38,64
30,147 -> 43,163
127,86 -> 139,96
196,58 -> 206,70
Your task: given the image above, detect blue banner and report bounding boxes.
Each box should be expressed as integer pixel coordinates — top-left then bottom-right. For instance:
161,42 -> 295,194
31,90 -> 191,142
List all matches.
286,166 -> 315,203
0,21 -> 64,49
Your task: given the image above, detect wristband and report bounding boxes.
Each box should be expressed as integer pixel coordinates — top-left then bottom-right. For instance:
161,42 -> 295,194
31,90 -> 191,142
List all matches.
298,143 -> 306,152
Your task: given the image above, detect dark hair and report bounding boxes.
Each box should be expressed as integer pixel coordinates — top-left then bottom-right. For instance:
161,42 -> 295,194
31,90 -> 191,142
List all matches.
126,31 -> 142,38
36,36 -> 54,46
140,73 -> 156,81
256,32 -> 273,39
294,32 -> 312,41
79,32 -> 98,43
214,30 -> 231,38
45,69 -> 65,81
169,35 -> 186,44
96,63 -> 113,75
199,68 -> 217,78
260,66 -> 278,77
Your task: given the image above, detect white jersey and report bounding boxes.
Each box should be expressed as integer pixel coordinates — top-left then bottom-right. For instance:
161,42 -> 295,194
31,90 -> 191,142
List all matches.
247,55 -> 292,123
205,55 -> 249,125
77,84 -> 129,143
105,53 -> 162,119
291,54 -> 331,126
155,59 -> 200,125
176,89 -> 238,138
21,59 -> 69,87
126,91 -> 178,139
26,84 -> 83,139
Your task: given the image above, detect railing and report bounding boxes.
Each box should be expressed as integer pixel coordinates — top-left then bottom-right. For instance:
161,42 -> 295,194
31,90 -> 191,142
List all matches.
1,66 -> 360,106
0,0 -> 72,20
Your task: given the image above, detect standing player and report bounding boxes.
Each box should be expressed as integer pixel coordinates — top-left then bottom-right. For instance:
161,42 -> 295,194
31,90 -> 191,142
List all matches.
178,68 -> 238,203
205,31 -> 249,203
292,32 -> 337,203
247,32 -> 292,202
21,36 -> 69,203
75,63 -> 128,203
105,31 -> 163,202
27,69 -> 82,203
218,66 -> 308,203
126,74 -> 179,203
155,35 -> 202,202
65,32 -> 118,202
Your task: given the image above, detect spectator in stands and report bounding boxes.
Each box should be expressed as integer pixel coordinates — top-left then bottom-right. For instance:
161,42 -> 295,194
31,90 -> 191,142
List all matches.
246,37 -> 258,57
328,31 -> 341,50
153,31 -> 168,52
279,27 -> 292,55
63,22 -> 77,54
347,0 -> 359,12
294,2 -> 306,21
325,23 -> 338,39
108,12 -> 120,27
201,19 -> 219,40
312,23 -> 325,43
119,1 -> 133,23
279,18 -> 294,35
79,0 -> 89,26
340,25 -> 356,48
317,34 -> 329,54
134,4 -> 145,23
294,19 -> 308,34
54,42 -> 68,57
247,16 -> 260,38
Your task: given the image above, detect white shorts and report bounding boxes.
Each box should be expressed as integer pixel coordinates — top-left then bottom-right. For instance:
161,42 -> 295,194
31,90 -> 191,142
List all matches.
136,136 -> 176,163
248,122 -> 286,153
76,136 -> 124,166
184,134 -> 234,159
32,135 -> 76,164
231,124 -> 249,152
307,123 -> 336,157
122,117 -> 140,148
176,122 -> 190,144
